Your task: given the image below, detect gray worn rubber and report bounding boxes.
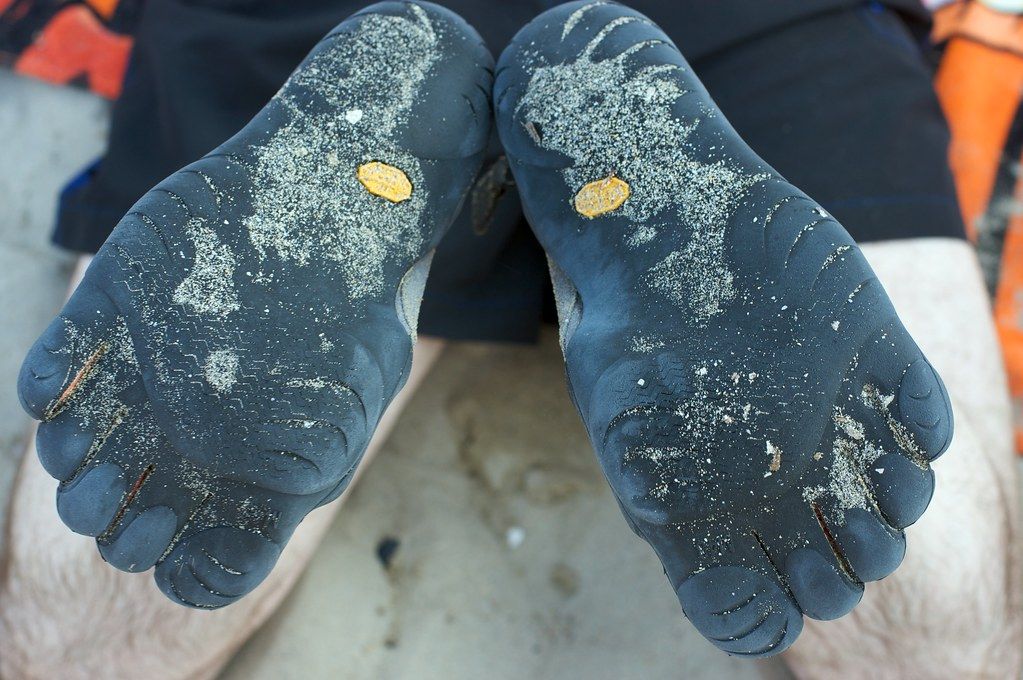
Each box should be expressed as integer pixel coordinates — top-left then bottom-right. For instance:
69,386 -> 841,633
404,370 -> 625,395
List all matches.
494,0 -> 952,657
18,1 -> 492,608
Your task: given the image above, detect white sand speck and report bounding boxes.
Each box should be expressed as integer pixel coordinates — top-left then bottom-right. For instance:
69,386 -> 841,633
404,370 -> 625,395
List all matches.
766,440 -> 782,473
561,2 -> 609,40
204,349 -> 239,393
173,218 -> 240,317
803,409 -> 885,516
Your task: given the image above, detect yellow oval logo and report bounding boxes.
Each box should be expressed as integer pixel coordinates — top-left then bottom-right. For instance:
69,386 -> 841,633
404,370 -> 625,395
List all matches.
574,175 -> 630,218
358,161 -> 413,203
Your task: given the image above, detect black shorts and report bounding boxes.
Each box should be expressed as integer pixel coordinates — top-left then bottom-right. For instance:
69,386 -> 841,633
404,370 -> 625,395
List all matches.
53,0 -> 965,342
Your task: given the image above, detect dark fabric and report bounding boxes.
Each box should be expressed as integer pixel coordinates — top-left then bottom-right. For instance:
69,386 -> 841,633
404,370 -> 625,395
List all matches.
53,0 -> 964,343
693,3 -> 964,245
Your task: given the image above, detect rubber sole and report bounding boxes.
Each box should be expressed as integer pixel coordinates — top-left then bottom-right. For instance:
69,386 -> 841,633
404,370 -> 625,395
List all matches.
18,0 -> 492,608
495,0 -> 952,657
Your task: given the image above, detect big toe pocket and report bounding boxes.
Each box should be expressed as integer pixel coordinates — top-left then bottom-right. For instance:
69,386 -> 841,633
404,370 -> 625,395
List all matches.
19,317 -> 78,419
677,566 -> 803,657
154,527 -> 282,609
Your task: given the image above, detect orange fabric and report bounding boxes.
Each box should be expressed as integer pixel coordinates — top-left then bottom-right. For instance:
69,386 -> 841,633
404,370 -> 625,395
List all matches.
935,39 -> 1023,238
935,28 -> 1023,454
84,0 -> 120,20
999,207 -> 1023,453
12,4 -> 131,99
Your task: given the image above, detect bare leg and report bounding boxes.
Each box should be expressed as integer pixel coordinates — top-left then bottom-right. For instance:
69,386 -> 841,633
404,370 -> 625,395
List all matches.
0,258 -> 446,680
784,238 -> 1021,678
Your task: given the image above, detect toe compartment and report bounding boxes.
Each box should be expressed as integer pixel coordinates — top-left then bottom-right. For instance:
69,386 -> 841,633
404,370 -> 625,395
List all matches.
831,508 -> 906,582
99,505 -> 179,572
36,416 -> 99,481
155,527 -> 282,609
18,317 -> 77,420
896,359 -> 954,461
866,451 -> 935,529
18,263 -> 127,422
56,462 -> 127,536
784,547 -> 862,620
677,566 -> 802,657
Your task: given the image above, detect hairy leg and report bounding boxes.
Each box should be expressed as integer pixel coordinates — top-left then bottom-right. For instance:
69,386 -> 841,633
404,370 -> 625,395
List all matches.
0,258 -> 446,679
784,238 -> 1021,678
